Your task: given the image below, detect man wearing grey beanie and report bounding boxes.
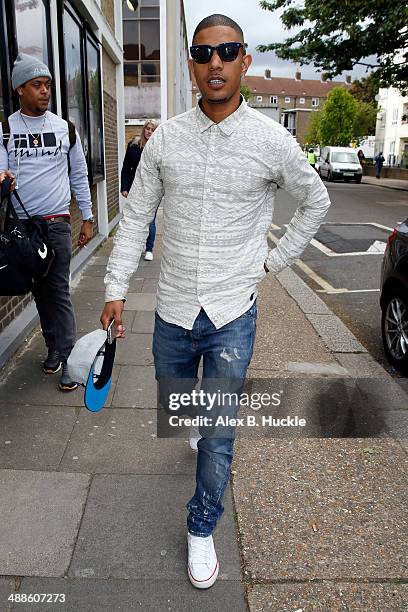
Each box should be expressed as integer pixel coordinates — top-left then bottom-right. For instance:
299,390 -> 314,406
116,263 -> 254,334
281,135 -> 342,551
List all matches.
0,53 -> 94,391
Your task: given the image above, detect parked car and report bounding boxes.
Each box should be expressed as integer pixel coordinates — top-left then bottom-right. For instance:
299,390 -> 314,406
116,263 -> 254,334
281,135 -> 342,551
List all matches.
319,146 -> 362,183
380,219 -> 408,373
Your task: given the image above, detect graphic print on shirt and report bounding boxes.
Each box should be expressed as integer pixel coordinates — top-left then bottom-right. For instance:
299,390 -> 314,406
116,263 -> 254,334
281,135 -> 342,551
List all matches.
12,132 -> 62,158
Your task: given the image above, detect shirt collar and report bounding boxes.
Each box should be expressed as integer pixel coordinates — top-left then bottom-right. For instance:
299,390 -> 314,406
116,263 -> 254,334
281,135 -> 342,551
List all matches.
195,95 -> 248,136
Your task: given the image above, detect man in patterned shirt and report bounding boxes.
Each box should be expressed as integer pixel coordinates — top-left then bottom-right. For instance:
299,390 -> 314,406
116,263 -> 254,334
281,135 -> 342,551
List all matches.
101,14 -> 330,589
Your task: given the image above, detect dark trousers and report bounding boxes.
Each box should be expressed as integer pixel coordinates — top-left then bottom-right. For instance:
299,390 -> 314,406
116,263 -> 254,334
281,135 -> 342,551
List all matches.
145,209 -> 158,253
31,221 -> 76,361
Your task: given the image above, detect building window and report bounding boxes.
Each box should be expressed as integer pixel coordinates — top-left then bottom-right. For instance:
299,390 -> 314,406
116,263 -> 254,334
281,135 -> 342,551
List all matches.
392,107 -> 399,124
256,95 -> 263,102
0,0 -> 55,118
61,3 -> 105,183
299,97 -> 305,104
123,0 -> 160,87
285,96 -> 290,103
312,98 -> 319,107
270,95 -> 277,104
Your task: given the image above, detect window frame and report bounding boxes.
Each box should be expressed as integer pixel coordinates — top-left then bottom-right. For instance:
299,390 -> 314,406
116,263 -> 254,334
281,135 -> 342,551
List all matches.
256,95 -> 263,102
312,97 -> 319,107
58,1 -> 105,184
270,95 -> 277,104
0,0 -> 56,119
284,96 -> 291,103
123,1 -> 160,88
299,97 -> 305,105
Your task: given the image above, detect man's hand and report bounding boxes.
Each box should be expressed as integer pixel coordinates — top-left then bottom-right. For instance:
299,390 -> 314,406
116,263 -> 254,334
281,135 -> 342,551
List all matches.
0,171 -> 16,191
121,191 -> 128,198
101,300 -> 126,338
78,220 -> 93,248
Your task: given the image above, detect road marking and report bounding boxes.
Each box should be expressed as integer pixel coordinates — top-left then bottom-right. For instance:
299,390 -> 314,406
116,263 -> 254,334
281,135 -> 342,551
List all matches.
316,288 -> 380,294
268,230 -> 348,294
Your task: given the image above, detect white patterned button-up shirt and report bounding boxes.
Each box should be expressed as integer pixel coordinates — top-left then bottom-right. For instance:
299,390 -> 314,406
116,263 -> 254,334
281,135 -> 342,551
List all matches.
105,98 -> 330,330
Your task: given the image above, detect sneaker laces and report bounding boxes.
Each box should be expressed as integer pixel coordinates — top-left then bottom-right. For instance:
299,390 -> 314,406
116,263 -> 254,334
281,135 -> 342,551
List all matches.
190,536 -> 212,566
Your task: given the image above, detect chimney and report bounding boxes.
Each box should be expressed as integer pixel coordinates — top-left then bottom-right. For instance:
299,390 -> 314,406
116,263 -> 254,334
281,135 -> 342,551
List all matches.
345,75 -> 352,85
265,69 -> 271,79
321,73 -> 327,82
295,70 -> 301,81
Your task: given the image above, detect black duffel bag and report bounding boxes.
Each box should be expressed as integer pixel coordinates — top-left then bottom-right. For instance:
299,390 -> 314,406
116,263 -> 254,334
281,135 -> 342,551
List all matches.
0,178 -> 55,296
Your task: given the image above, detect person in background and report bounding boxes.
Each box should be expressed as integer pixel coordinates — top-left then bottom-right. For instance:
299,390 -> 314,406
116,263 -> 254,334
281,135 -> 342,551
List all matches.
357,149 -> 365,166
0,53 -> 93,392
374,151 -> 385,179
307,148 -> 317,170
121,119 -> 159,261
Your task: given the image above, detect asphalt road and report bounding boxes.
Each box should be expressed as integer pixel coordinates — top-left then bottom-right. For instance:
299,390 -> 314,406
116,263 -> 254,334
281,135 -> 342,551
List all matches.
272,180 -> 408,374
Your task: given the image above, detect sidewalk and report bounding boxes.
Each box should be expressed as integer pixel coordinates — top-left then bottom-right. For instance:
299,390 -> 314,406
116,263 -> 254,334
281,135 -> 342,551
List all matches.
0,219 -> 408,610
362,175 -> 408,191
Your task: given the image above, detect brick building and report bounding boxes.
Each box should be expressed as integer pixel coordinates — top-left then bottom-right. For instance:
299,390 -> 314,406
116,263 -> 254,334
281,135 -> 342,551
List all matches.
243,71 -> 352,145
0,0 -> 125,366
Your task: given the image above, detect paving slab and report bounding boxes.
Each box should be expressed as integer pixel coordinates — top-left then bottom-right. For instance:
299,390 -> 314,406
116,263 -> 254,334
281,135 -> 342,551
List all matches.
115,333 -> 153,366
0,470 -> 90,577
75,275 -> 106,292
286,361 -> 349,376
132,310 -> 155,334
71,291 -> 110,311
15,578 -> 247,612
0,405 -> 78,470
59,408 -> 196,474
232,438 -> 408,582
132,266 -> 161,279
247,582 -> 408,612
0,358 -> 117,407
305,314 -> 367,353
112,365 -> 157,408
69,475 -> 241,581
77,264 -> 107,277
125,293 -> 157,311
0,578 -> 15,612
142,278 -> 159,293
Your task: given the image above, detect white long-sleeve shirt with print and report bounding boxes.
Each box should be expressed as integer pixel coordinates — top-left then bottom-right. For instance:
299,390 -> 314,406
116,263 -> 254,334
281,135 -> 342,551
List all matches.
105,97 -> 331,330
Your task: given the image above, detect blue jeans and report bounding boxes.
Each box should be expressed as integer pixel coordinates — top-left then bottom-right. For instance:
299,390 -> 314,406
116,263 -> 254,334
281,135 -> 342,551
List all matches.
153,303 -> 257,536
145,216 -> 157,253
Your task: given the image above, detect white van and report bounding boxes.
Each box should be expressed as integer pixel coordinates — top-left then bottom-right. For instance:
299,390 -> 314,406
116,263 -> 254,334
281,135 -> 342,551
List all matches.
319,147 -> 362,184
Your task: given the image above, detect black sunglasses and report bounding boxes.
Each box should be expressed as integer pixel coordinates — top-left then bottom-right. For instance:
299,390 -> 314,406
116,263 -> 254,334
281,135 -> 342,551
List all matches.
190,42 -> 248,64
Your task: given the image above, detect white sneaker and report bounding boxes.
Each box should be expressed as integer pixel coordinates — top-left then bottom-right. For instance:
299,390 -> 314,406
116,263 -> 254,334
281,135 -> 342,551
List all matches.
189,426 -> 201,452
144,251 -> 153,261
187,533 -> 219,589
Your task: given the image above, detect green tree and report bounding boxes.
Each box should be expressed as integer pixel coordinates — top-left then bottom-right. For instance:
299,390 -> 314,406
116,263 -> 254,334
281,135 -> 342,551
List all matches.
318,87 -> 357,147
350,73 -> 380,104
353,101 -> 377,139
305,110 -> 321,146
240,83 -> 253,101
257,0 -> 408,91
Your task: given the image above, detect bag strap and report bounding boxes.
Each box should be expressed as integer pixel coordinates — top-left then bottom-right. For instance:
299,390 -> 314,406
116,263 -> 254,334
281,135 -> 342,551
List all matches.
68,120 -> 76,150
1,118 -> 10,151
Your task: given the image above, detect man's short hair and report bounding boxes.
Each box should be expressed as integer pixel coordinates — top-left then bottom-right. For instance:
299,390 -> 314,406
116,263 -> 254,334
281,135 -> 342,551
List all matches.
192,14 -> 244,44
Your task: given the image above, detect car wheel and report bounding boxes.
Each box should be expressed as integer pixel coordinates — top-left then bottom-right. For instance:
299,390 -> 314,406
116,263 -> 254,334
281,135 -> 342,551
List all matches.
355,176 -> 362,184
327,171 -> 333,182
381,288 -> 408,374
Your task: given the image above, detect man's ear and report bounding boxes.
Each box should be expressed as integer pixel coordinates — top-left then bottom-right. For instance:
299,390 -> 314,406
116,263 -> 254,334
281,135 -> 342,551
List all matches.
17,86 -> 24,96
241,53 -> 252,78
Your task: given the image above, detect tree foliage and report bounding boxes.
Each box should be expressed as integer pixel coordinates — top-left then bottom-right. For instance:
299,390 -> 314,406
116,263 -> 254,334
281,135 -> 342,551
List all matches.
257,0 -> 408,91
349,73 -> 380,105
305,87 -> 377,146
353,101 -> 377,140
240,83 -> 253,101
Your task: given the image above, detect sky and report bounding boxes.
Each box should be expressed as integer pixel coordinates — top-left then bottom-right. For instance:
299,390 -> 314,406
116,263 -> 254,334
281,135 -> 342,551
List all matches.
184,0 -> 369,83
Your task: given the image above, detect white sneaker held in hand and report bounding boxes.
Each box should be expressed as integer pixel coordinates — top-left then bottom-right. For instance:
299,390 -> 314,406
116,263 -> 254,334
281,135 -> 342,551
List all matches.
187,533 -> 219,589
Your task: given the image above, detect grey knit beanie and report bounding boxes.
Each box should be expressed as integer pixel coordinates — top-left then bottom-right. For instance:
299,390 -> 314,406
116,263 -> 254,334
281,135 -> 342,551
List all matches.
12,53 -> 52,90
